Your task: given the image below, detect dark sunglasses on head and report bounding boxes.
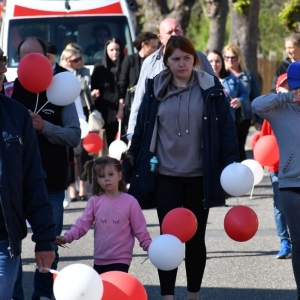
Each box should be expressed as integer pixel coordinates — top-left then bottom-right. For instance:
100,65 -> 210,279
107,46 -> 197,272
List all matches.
69,56 -> 82,63
0,56 -> 8,65
224,56 -> 237,61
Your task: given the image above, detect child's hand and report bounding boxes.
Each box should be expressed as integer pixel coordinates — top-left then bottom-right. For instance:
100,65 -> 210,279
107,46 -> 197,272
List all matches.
55,236 -> 66,246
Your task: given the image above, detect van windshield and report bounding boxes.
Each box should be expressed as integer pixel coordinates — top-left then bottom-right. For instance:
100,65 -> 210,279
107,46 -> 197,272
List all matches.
7,15 -> 134,67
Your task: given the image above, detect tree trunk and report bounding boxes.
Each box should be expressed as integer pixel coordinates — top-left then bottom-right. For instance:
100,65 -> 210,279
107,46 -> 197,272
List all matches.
204,0 -> 229,53
229,0 -> 260,79
136,0 -> 197,34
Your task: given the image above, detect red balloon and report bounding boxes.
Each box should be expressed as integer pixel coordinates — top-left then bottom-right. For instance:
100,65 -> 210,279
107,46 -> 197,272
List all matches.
82,133 -> 103,153
162,208 -> 198,243
253,135 -> 279,167
17,53 -> 53,93
224,205 -> 259,242
249,132 -> 260,150
100,271 -> 147,300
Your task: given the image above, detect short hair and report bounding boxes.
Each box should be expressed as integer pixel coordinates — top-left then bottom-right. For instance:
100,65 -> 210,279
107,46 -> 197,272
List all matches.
133,32 -> 158,51
163,35 -> 202,69
207,49 -> 230,79
285,33 -> 300,47
17,36 -> 47,57
82,156 -> 125,195
45,42 -> 57,55
222,44 -> 247,72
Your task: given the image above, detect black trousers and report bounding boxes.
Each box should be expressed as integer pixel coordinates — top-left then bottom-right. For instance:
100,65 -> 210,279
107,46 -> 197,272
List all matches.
235,119 -> 252,162
93,263 -> 129,275
155,174 -> 209,295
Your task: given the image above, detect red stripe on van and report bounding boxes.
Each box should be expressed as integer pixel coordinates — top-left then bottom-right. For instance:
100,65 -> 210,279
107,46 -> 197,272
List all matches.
13,3 -> 123,17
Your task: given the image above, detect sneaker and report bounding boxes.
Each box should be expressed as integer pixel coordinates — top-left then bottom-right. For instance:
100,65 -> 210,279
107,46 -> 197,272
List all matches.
276,240 -> 292,259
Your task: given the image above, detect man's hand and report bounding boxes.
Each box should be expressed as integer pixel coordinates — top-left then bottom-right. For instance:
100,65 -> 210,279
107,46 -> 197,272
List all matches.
35,251 -> 55,273
91,89 -> 100,98
230,98 -> 241,109
29,110 -> 44,131
292,88 -> 300,105
254,123 -> 262,131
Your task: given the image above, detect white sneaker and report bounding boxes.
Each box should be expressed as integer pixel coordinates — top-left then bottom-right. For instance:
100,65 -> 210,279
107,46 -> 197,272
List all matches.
63,187 -> 71,209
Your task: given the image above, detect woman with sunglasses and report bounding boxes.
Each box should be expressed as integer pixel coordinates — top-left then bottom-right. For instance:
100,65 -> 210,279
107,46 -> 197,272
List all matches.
91,38 -> 125,147
207,50 -> 248,156
60,47 -> 93,202
223,44 -> 261,161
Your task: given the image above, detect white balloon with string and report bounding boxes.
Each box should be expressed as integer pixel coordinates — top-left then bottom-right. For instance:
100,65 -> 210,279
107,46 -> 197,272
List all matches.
108,120 -> 127,160
242,159 -> 264,199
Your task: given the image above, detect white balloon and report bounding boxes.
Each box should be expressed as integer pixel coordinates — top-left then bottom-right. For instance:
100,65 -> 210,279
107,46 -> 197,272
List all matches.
109,139 -> 128,160
242,159 -> 264,186
220,162 -> 254,196
148,234 -> 184,271
46,72 -> 81,106
79,118 -> 89,139
53,264 -> 103,300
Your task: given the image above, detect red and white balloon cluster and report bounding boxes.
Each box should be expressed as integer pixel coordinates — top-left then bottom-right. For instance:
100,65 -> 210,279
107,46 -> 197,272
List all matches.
148,208 -> 198,271
220,162 -> 260,242
53,264 -> 147,300
17,53 -> 81,106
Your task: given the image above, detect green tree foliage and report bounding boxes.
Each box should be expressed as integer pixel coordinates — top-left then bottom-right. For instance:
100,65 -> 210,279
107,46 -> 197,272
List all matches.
232,0 -> 250,14
279,0 -> 300,32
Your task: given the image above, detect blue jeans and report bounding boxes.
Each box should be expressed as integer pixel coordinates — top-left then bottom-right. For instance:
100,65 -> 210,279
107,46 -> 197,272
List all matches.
0,239 -> 21,300
270,172 -> 290,243
279,188 -> 300,296
32,190 -> 64,300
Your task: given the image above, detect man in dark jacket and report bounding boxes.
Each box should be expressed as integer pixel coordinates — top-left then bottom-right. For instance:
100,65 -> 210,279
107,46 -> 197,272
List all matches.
0,50 -> 56,300
11,37 -> 81,300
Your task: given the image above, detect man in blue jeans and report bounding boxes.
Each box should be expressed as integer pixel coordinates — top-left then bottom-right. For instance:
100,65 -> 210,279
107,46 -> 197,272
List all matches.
11,37 -> 81,300
0,52 -> 56,299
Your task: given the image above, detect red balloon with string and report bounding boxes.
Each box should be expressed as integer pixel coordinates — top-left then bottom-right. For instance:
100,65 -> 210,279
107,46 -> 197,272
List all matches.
17,53 -> 53,93
83,133 -> 103,153
224,205 -> 259,242
162,208 -> 198,243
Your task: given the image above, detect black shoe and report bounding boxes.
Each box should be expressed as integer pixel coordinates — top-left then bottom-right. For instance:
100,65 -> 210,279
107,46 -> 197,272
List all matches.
79,195 -> 88,201
71,197 -> 77,202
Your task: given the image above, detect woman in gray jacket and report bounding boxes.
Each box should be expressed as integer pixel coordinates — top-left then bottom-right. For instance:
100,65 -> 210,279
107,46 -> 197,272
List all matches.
252,61 -> 300,300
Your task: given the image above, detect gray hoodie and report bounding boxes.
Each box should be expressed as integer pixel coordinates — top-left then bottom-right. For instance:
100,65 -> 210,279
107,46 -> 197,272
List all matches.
252,92 -> 300,188
151,69 -> 215,177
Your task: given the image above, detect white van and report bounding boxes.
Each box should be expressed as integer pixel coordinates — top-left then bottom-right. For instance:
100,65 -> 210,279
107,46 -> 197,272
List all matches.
0,0 -> 136,81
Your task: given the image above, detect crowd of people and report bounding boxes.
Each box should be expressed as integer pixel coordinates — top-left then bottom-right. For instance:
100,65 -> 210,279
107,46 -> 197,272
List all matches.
1,18 -> 300,300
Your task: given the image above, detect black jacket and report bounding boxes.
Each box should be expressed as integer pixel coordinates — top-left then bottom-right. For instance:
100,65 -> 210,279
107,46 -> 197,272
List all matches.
123,75 -> 239,209
270,57 -> 291,93
0,94 -> 55,258
119,52 -> 142,99
91,64 -> 119,125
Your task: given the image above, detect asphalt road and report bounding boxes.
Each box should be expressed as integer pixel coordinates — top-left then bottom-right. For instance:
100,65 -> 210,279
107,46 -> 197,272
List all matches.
19,129 -> 298,299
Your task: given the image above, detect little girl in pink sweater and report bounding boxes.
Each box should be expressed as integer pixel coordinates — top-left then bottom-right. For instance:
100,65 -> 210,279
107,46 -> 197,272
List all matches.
56,156 -> 152,274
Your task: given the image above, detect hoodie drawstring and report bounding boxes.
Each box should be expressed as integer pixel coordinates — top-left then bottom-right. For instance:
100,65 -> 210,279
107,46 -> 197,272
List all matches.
176,84 -> 192,136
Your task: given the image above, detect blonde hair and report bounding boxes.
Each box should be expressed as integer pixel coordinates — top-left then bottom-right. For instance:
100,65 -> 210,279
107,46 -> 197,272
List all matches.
222,44 -> 247,72
285,33 -> 300,47
65,43 -> 85,65
59,48 -> 80,66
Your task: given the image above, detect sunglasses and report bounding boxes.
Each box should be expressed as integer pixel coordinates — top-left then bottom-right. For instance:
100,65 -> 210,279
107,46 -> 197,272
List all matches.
0,56 -> 7,65
69,56 -> 82,63
224,56 -> 237,61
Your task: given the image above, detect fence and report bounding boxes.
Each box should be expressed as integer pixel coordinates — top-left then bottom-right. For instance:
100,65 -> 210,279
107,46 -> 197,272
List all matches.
257,52 -> 281,94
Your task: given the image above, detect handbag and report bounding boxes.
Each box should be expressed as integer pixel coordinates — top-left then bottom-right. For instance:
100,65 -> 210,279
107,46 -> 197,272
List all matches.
82,90 -> 105,131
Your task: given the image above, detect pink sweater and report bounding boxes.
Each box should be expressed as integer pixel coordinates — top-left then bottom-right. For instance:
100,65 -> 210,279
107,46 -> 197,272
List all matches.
64,193 -> 152,265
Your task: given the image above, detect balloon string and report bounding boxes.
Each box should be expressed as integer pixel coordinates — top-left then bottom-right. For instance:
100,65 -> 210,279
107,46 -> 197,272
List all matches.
35,265 -> 59,274
250,184 -> 254,200
141,257 -> 149,265
118,120 -> 121,140
33,93 -> 39,114
236,196 -> 239,205
35,101 -> 49,115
